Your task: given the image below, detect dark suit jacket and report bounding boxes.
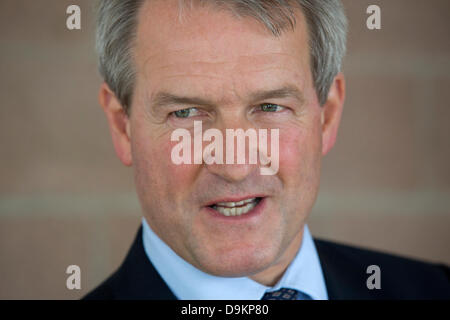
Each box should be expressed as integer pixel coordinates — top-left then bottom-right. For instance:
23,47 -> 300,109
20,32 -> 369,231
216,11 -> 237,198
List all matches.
83,226 -> 450,300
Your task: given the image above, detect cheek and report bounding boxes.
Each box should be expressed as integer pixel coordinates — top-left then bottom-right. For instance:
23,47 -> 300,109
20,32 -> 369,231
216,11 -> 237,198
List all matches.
277,125 -> 322,188
162,139 -> 206,196
132,132 -> 199,204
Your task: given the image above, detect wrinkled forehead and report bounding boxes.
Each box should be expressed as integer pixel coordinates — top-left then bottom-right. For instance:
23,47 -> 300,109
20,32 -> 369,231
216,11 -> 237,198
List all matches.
133,0 -> 311,97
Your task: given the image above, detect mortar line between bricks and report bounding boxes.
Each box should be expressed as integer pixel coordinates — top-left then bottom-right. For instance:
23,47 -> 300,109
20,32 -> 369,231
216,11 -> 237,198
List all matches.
0,190 -> 449,217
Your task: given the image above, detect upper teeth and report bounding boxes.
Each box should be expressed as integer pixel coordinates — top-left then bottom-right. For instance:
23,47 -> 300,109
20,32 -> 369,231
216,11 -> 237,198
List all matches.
216,198 -> 256,207
213,198 -> 258,217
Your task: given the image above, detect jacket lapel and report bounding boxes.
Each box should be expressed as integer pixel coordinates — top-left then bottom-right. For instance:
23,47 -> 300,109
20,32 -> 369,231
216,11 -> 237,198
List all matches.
111,226 -> 178,300
314,238 -> 373,299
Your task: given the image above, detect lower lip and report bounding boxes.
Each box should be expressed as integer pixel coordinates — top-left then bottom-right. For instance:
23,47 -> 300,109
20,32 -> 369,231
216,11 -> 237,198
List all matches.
203,197 -> 267,221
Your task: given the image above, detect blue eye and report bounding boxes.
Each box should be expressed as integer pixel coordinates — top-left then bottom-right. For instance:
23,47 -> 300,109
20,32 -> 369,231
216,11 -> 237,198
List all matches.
260,103 -> 283,112
173,107 -> 199,118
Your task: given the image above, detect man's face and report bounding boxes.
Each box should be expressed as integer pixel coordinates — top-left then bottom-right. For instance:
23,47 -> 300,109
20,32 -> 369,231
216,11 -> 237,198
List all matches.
113,0 -> 342,282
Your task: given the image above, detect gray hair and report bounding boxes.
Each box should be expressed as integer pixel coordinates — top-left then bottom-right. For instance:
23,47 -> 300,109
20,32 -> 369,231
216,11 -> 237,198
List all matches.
96,0 -> 347,114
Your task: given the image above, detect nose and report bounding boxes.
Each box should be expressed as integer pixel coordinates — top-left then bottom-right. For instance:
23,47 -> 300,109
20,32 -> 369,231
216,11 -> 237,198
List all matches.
204,115 -> 259,183
207,161 -> 257,183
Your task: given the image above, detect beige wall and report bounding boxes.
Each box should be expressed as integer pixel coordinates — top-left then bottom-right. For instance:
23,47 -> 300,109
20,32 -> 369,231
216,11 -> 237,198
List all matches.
0,0 -> 449,299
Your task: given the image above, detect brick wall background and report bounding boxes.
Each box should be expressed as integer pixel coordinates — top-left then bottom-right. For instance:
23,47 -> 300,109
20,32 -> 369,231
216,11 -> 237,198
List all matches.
0,0 -> 449,299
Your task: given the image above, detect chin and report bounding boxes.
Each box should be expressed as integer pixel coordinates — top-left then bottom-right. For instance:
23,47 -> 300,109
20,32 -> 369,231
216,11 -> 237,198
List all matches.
194,242 -> 279,278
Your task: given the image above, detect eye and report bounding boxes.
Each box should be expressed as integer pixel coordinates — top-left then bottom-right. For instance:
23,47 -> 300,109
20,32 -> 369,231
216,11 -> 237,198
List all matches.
259,103 -> 284,112
172,107 -> 201,118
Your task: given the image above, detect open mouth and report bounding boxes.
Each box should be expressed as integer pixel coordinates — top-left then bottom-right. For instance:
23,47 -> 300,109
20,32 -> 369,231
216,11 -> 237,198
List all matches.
208,197 -> 262,217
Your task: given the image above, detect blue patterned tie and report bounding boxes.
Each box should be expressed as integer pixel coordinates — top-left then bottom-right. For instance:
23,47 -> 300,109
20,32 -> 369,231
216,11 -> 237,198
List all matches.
261,288 -> 310,300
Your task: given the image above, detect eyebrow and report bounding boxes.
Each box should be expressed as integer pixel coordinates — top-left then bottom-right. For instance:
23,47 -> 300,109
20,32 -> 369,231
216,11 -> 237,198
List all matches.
150,85 -> 305,109
249,86 -> 305,105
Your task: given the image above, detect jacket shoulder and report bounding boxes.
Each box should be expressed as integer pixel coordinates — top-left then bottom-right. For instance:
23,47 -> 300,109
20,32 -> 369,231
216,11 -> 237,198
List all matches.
82,226 -> 177,300
314,238 -> 450,299
82,272 -> 118,300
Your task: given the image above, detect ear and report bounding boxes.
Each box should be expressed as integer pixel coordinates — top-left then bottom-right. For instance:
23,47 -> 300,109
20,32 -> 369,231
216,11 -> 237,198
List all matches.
321,73 -> 346,156
99,82 -> 133,166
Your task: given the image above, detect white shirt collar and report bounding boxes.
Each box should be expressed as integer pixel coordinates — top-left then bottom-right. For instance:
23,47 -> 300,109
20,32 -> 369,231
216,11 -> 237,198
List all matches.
142,217 -> 328,300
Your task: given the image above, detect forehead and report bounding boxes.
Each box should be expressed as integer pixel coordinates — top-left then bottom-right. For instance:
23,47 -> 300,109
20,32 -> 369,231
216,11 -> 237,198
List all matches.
134,0 -> 311,100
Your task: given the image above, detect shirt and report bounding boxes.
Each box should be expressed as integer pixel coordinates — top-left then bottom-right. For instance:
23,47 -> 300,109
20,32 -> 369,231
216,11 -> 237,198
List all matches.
142,217 -> 328,300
